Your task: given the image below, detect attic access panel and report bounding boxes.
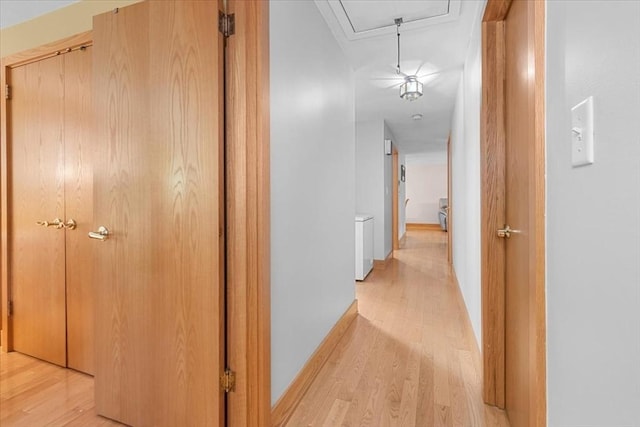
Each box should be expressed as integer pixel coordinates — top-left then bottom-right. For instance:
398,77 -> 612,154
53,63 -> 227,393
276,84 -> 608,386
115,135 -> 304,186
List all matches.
329,0 -> 461,40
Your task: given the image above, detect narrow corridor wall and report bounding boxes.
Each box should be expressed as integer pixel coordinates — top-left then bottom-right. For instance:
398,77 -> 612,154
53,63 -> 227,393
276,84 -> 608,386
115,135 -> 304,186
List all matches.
449,1 -> 484,346
546,1 -> 640,424
355,120 -> 399,260
270,1 -> 356,405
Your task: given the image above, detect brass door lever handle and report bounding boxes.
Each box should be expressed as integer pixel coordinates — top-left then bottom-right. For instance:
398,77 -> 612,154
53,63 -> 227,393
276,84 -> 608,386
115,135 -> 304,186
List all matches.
36,218 -> 64,229
497,224 -> 521,239
88,226 -> 109,241
63,219 -> 77,230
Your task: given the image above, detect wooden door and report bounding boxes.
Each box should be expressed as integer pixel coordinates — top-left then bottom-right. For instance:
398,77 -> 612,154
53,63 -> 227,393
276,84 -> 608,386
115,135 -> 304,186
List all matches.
392,147 -> 399,250
503,0 -> 545,426
9,46 -> 94,373
9,54 -> 67,367
447,135 -> 452,263
64,46 -> 94,375
92,1 -> 225,425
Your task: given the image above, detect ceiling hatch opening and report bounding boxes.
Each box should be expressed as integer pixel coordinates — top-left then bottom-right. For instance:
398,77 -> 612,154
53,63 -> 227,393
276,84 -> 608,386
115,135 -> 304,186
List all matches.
327,0 -> 462,40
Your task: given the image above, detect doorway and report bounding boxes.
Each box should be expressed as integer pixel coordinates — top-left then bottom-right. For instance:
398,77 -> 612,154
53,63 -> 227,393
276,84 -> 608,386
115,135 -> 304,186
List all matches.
480,0 -> 546,425
1,1 -> 271,425
6,44 -> 94,374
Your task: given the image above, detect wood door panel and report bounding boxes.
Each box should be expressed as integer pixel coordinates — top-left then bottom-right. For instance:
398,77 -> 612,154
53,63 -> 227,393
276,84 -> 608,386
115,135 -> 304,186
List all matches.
10,55 -> 67,367
504,0 -> 535,426
94,3 -> 154,424
64,46 -> 95,375
93,1 -> 224,425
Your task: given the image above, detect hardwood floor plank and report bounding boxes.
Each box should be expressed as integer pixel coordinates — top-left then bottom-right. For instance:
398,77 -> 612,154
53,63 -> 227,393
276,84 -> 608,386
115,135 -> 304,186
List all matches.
322,399 -> 350,427
285,230 -> 510,427
395,341 -> 420,427
0,351 -> 123,426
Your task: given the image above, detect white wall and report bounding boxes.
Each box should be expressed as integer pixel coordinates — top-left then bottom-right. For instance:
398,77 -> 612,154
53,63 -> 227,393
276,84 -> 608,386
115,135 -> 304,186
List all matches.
270,0 -> 356,405
449,1 -> 484,346
546,1 -> 640,425
356,120 -> 384,259
356,120 -> 396,260
405,154 -> 448,224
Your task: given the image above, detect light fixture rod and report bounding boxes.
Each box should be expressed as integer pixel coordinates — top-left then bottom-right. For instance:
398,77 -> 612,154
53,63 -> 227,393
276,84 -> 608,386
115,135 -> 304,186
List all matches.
395,18 -> 403,75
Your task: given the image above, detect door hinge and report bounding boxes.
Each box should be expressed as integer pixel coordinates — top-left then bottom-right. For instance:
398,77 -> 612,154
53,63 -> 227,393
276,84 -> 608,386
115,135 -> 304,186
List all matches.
219,11 -> 235,38
5,84 -> 11,100
220,368 -> 235,393
7,300 -> 13,316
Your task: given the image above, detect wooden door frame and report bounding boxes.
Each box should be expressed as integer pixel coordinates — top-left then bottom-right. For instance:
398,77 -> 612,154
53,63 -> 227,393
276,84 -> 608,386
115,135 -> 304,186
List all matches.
480,1 -> 546,423
1,1 -> 271,424
225,0 -> 271,425
392,146 -> 399,251
447,135 -> 452,264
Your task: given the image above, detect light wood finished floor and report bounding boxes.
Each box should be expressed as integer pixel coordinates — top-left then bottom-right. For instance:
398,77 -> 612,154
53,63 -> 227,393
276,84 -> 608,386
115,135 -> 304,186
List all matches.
0,351 -> 123,426
0,231 -> 509,427
285,230 -> 510,427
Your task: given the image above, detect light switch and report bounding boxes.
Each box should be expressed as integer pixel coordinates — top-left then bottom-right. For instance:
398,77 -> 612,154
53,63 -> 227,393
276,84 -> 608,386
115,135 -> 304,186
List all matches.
571,96 -> 594,167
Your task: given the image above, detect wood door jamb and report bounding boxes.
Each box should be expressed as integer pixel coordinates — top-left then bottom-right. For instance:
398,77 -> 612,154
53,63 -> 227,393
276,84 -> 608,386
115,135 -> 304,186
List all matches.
392,147 -> 399,251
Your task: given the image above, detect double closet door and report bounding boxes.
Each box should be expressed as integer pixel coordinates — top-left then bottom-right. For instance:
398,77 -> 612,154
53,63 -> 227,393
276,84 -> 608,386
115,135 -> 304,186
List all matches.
9,46 -> 94,374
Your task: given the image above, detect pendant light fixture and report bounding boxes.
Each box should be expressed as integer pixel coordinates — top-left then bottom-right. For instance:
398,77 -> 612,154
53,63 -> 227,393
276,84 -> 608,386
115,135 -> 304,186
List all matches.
395,18 -> 423,101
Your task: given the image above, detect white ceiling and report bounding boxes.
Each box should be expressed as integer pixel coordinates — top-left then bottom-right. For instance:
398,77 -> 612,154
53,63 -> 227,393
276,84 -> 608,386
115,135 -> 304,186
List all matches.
1,0 -> 483,155
316,0 -> 484,154
0,0 -> 79,29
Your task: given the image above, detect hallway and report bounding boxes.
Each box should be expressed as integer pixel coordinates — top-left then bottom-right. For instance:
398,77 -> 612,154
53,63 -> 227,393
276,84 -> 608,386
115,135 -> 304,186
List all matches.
285,230 -> 510,426
0,230 -> 509,426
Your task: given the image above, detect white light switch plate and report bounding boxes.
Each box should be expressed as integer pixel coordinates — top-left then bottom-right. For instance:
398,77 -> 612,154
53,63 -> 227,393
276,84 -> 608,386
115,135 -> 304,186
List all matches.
571,96 -> 594,167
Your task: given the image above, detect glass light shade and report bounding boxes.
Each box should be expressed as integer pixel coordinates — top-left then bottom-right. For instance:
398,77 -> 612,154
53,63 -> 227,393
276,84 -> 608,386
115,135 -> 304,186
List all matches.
400,76 -> 423,101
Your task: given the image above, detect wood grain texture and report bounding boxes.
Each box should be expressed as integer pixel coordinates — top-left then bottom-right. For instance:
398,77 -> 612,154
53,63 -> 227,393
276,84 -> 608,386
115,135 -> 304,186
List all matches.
272,300 -> 358,427
1,31 -> 93,354
392,148 -> 399,251
504,1 -> 547,426
93,2 -> 224,425
1,60 -> 11,352
505,3 -> 532,424
447,135 -> 452,264
0,59 -> 13,352
64,46 -> 94,375
373,251 -> 393,270
0,351 -> 123,427
225,1 -> 271,426
483,0 -> 513,22
531,2 -> 547,425
9,54 -> 67,367
285,231 -> 510,427
480,19 -> 506,408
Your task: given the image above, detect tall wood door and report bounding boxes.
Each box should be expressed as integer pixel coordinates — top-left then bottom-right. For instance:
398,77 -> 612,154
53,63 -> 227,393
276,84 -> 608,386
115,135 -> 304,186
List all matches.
503,0 -> 545,426
64,46 -> 95,375
10,54 -> 67,367
9,47 -> 94,372
92,1 -> 225,426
